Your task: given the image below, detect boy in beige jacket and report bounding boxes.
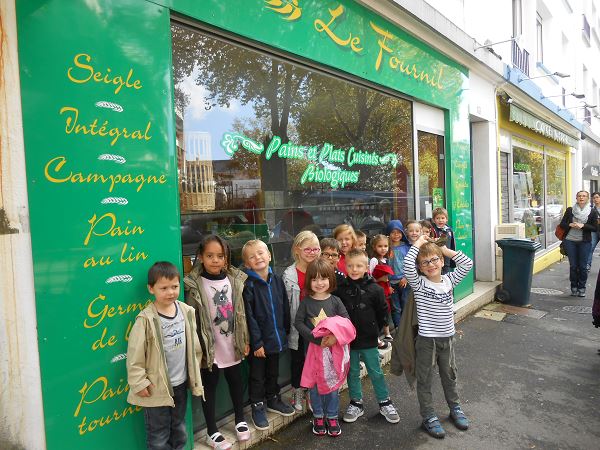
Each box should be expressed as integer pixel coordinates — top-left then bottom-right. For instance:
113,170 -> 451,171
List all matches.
127,261 -> 203,450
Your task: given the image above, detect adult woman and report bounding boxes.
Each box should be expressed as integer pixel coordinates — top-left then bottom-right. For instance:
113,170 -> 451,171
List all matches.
558,191 -> 599,297
585,192 -> 600,271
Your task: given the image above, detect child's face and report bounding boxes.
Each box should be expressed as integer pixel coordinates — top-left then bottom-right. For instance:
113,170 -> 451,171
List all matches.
389,229 -> 403,244
244,243 -> 271,272
374,240 -> 389,257
417,252 -> 443,279
321,246 -> 340,268
296,239 -> 321,265
336,231 -> 355,255
433,214 -> 448,228
310,275 -> 330,297
199,241 -> 226,275
357,236 -> 367,251
346,256 -> 368,280
148,276 -> 180,308
423,226 -> 433,238
406,224 -> 422,243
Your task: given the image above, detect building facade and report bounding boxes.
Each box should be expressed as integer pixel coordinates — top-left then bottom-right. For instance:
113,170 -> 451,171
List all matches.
2,1 -> 476,449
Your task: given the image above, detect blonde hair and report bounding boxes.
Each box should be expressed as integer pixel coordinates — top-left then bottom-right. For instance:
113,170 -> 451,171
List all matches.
241,239 -> 269,262
333,224 -> 358,250
432,207 -> 448,219
292,230 -> 319,263
417,242 -> 443,262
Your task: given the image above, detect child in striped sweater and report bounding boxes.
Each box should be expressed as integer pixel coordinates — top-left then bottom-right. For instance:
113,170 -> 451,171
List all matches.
403,234 -> 473,440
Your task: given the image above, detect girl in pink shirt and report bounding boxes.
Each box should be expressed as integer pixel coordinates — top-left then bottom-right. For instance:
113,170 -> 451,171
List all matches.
184,235 -> 250,450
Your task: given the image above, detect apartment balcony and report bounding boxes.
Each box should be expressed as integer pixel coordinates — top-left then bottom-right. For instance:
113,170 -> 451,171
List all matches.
512,40 -> 529,76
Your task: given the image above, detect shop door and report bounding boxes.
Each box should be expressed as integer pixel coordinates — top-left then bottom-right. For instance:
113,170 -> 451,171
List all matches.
417,130 -> 445,219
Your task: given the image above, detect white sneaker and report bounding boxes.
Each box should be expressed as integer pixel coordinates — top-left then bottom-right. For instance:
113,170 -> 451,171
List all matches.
291,388 -> 305,412
379,400 -> 400,424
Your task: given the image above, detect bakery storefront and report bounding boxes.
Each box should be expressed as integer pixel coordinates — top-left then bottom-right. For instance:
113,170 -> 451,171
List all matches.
15,1 -> 472,448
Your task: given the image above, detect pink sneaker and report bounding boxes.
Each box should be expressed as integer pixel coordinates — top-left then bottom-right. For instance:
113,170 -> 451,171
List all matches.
235,421 -> 251,442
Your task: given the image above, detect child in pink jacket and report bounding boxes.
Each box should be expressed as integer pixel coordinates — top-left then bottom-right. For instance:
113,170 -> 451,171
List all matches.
294,259 -> 351,438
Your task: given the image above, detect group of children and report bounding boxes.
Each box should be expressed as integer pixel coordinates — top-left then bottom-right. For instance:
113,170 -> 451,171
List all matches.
126,207 -> 472,449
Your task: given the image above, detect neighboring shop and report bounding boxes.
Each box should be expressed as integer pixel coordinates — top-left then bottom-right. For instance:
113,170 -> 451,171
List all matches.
497,99 -> 578,270
15,1 -> 472,448
581,135 -> 600,194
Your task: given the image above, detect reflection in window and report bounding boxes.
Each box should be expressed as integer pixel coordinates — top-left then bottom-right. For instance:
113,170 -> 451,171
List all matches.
511,142 -> 566,249
513,146 -> 544,246
172,24 -> 414,270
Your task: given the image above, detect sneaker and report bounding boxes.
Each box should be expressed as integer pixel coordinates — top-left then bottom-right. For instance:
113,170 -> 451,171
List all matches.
449,406 -> 469,430
235,421 -> 251,442
251,402 -> 269,431
578,289 -> 586,298
326,417 -> 342,437
379,399 -> 400,424
342,400 -> 364,423
422,415 -> 445,439
208,432 -> 233,450
571,287 -> 578,296
291,388 -> 305,412
378,339 -> 390,350
312,417 -> 327,436
383,334 -> 394,342
266,394 -> 295,416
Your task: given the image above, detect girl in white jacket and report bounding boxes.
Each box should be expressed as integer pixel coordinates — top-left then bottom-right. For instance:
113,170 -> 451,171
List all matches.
282,230 -> 321,412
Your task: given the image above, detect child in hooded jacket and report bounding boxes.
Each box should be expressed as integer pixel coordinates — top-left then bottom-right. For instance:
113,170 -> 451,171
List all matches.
184,235 -> 250,450
386,219 -> 411,328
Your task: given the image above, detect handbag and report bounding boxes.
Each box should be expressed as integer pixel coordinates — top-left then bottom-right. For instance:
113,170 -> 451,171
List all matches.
554,224 -> 567,240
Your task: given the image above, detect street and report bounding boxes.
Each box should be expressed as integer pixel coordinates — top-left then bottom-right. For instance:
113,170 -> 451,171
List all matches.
259,258 -> 600,450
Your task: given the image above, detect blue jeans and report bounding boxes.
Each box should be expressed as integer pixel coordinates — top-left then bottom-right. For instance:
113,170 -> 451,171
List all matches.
587,232 -> 599,269
390,284 -> 410,328
144,382 -> 188,450
309,387 -> 339,419
563,239 -> 592,290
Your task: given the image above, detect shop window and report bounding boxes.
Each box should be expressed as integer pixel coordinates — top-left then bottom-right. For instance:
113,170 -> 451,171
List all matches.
172,24 -> 414,271
510,139 -> 566,250
545,150 -> 566,246
417,131 -> 445,218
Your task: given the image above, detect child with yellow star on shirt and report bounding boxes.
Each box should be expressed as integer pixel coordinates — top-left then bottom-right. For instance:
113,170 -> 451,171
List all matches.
294,258 -> 349,437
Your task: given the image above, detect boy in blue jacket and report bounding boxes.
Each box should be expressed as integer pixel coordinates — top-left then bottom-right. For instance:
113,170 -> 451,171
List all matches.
242,239 -> 294,431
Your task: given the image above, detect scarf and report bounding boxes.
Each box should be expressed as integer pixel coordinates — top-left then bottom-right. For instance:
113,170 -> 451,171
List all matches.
572,203 -> 592,223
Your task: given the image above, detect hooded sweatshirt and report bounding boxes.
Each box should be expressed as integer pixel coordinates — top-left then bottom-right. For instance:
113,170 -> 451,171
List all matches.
386,219 -> 410,282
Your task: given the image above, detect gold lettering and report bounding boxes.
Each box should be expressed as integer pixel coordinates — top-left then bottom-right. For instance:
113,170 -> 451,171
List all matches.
83,213 -> 144,246
314,5 -> 363,53
67,53 -> 94,84
91,327 -> 117,350
66,53 -> 142,94
370,21 -> 394,71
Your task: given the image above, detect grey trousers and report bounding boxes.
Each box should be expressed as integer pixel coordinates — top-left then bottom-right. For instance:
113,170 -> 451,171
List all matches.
415,335 -> 460,419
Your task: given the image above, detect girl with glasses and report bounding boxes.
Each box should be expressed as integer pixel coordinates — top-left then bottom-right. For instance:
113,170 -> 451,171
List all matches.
282,230 -> 321,412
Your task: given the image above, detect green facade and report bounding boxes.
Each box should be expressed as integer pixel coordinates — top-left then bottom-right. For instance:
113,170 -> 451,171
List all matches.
16,1 -> 472,449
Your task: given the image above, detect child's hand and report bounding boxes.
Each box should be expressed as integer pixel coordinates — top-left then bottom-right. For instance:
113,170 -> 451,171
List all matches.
376,275 -> 389,282
399,277 -> 408,288
137,384 -> 153,397
414,235 -> 429,248
244,344 -> 250,356
321,335 -> 337,347
254,347 -> 266,358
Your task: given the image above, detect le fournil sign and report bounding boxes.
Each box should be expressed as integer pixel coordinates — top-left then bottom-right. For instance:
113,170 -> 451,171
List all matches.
220,132 -> 400,188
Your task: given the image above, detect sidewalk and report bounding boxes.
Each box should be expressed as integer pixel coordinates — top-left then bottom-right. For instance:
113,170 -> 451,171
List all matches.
192,279 -> 499,449
255,256 -> 600,449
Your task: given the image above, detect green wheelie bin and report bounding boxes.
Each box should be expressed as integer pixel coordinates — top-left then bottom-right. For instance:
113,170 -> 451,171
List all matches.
495,238 -> 542,306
